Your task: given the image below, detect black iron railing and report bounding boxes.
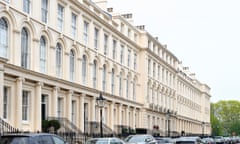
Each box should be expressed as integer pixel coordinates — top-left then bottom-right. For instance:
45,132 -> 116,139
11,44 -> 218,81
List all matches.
0,117 -> 19,136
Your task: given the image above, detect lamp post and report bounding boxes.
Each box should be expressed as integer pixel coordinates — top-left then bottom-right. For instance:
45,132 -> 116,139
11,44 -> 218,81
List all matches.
96,93 -> 105,137
202,122 -> 205,137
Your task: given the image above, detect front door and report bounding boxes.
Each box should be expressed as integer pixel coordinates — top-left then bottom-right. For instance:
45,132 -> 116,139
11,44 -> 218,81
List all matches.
41,95 -> 48,121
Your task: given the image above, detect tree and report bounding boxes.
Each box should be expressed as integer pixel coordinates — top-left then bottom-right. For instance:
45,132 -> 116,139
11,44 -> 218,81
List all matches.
211,100 -> 240,136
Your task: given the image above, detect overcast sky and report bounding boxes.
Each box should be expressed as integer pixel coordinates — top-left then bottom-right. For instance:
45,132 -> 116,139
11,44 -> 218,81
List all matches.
107,0 -> 240,103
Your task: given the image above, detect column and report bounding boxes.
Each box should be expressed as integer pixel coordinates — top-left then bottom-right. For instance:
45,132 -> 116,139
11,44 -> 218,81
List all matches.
133,107 -> 136,129
91,97 -> 96,121
15,77 -> 25,130
126,106 -> 129,126
66,90 -> 73,121
0,61 -> 5,118
51,87 -> 59,117
110,102 -> 115,130
118,104 -> 122,126
79,94 -> 85,132
34,82 -> 42,131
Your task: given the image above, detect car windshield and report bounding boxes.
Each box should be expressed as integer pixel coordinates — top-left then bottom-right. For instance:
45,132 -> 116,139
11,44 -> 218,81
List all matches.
125,135 -> 146,142
86,138 -> 109,144
0,137 -> 30,144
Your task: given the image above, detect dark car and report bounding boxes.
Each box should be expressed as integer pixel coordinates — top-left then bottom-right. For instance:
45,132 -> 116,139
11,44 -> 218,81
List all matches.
0,133 -> 68,144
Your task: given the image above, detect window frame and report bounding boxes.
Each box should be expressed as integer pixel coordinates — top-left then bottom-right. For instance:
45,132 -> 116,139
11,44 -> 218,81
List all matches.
56,43 -> 62,77
40,36 -> 46,73
57,4 -> 64,32
0,18 -> 8,59
71,13 -> 77,38
22,90 -> 29,121
21,27 -> 29,69
23,0 -> 31,14
69,49 -> 75,81
41,0 -> 48,23
83,21 -> 89,46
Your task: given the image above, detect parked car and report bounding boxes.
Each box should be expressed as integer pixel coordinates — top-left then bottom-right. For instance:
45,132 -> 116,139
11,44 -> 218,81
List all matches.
213,136 -> 225,144
0,133 -> 68,144
86,137 -> 126,144
125,134 -> 157,144
154,137 -> 175,144
175,136 -> 203,144
201,137 -> 216,144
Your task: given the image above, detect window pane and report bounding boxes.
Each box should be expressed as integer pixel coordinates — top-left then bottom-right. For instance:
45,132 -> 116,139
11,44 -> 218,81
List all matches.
71,13 -> 77,38
23,0 -> 30,14
42,0 -> 48,23
57,4 -> 64,31
40,36 -> 46,73
56,43 -> 62,77
70,50 -> 75,81
22,91 -> 29,121
21,28 -> 29,69
3,87 -> 8,119
0,18 -> 8,58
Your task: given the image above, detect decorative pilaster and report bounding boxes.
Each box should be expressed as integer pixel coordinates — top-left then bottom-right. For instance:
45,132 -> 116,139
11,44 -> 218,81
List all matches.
66,90 -> 73,121
51,86 -> 59,117
110,102 -> 115,130
15,77 -> 25,130
34,82 -> 43,131
80,93 -> 85,132
126,106 -> 129,126
91,97 -> 96,121
133,107 -> 136,129
118,104 -> 122,125
0,63 -> 4,118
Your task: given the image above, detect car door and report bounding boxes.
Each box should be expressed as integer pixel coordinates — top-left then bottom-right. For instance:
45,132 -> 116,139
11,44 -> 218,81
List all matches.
38,135 -> 55,144
52,135 -> 66,144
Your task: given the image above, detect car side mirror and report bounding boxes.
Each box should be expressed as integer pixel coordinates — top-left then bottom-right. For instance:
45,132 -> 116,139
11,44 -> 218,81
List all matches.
145,138 -> 151,142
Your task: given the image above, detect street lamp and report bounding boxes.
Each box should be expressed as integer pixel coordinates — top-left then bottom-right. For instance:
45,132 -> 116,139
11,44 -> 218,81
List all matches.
96,93 -> 106,137
202,122 -> 205,136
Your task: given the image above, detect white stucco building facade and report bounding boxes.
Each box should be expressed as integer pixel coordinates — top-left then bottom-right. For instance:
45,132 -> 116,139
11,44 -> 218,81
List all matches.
0,0 -> 211,136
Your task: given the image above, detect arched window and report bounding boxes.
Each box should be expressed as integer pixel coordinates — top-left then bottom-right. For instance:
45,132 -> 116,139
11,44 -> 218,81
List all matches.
0,18 -> 8,58
111,68 -> 115,95
93,60 -> 97,88
40,36 -> 46,73
56,43 -> 62,77
102,64 -> 106,91
69,49 -> 75,81
82,55 -> 87,85
21,27 -> 29,69
119,71 -> 122,96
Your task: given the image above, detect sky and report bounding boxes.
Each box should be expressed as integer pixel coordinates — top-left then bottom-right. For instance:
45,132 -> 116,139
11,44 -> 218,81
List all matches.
107,0 -> 240,103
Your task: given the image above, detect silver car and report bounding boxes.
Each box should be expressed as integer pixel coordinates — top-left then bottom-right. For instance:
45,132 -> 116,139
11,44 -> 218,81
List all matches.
125,134 -> 158,144
86,137 -> 126,144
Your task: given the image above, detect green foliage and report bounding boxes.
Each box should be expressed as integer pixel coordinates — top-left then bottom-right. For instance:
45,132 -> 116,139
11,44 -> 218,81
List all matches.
41,120 -> 61,132
42,120 -> 49,132
211,100 -> 240,136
